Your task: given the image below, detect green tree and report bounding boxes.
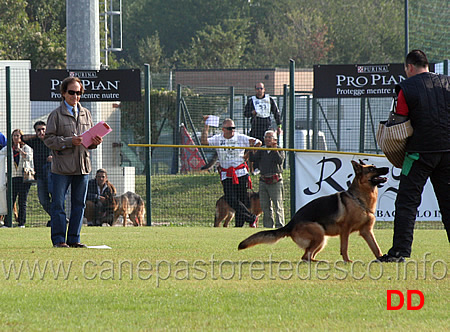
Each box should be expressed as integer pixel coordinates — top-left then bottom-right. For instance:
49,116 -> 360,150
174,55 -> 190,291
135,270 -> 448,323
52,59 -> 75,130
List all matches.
0,0 -> 66,68
320,0 -> 404,64
135,32 -> 168,71
122,0 -> 248,69
244,6 -> 332,67
174,19 -> 250,69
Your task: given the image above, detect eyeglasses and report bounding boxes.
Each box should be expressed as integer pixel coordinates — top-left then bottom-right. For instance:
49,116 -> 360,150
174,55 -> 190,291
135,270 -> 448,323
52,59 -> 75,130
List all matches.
224,126 -> 236,130
67,90 -> 82,96
256,87 -> 264,90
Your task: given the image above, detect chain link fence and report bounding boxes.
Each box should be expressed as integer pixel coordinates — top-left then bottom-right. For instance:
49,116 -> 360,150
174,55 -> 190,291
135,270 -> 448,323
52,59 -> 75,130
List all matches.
0,63 -> 445,229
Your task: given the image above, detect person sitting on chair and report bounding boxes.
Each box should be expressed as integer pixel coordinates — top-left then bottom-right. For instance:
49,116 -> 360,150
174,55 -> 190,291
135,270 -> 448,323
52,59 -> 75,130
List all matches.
85,169 -> 116,226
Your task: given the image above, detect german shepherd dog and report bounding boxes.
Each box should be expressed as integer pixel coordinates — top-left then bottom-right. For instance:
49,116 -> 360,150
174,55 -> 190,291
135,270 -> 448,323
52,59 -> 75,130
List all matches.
238,160 -> 389,262
113,191 -> 146,226
215,192 -> 262,227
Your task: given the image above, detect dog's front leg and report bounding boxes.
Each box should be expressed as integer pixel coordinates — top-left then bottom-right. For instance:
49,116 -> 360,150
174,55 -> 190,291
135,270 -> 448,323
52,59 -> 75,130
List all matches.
339,230 -> 352,262
359,228 -> 382,258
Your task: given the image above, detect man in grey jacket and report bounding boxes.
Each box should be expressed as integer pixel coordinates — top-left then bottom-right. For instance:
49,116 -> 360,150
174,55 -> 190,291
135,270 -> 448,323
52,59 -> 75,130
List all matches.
44,77 -> 102,248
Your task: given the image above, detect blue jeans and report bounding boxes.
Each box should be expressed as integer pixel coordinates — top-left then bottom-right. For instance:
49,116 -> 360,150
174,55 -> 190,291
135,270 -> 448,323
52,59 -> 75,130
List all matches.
37,164 -> 52,217
50,173 -> 89,245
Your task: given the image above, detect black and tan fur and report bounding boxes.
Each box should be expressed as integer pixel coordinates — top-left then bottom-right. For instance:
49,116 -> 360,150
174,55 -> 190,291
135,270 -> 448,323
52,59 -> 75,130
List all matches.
215,192 -> 262,227
113,191 -> 146,226
238,160 -> 388,262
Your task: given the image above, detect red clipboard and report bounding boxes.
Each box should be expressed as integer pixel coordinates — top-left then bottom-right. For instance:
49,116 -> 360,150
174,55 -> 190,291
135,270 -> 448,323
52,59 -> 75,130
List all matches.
80,121 -> 112,148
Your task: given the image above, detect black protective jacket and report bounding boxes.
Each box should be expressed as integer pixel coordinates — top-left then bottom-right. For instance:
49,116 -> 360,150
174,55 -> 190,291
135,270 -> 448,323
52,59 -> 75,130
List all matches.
396,72 -> 450,153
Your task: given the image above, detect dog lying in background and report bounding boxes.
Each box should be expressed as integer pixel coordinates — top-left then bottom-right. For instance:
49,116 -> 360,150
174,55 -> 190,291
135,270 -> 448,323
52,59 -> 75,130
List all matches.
238,160 -> 389,262
113,191 -> 146,226
215,192 -> 262,227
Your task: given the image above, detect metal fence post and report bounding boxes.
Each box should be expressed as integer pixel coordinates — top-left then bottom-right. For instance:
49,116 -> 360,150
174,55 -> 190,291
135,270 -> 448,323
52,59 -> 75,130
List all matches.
289,60 -> 296,218
171,84 -> 181,174
359,97 -> 366,153
5,67 -> 12,227
282,84 -> 287,168
144,64 -> 152,226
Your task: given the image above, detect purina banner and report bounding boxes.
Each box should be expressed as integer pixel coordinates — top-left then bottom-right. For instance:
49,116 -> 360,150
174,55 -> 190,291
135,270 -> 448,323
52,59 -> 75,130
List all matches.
30,69 -> 141,101
313,63 -> 435,98
295,152 -> 440,221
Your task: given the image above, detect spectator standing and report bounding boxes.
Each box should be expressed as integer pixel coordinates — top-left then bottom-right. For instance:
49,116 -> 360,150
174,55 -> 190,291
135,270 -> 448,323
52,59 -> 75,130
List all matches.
244,82 -> 282,143
10,129 -> 33,228
44,76 -> 103,248
201,117 -> 262,227
377,50 -> 450,262
22,121 -> 52,225
250,130 -> 285,228
244,82 -> 282,173
85,169 -> 116,226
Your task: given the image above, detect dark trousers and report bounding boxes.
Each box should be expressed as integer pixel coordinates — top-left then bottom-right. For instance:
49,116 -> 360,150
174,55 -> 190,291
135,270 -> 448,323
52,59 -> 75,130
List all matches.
222,175 -> 255,227
388,152 -> 450,258
12,177 -> 32,226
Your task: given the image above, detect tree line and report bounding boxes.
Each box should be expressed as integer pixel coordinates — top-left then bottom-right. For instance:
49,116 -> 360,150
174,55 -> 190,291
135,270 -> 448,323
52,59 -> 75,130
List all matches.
1,0 -> 412,70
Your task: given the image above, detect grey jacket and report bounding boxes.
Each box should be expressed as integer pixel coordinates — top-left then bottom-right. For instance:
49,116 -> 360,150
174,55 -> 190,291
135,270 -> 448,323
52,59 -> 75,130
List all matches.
250,147 -> 285,176
44,101 -> 95,175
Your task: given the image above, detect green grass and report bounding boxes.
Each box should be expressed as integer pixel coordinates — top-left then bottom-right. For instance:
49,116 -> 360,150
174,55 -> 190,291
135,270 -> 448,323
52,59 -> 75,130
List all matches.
0,227 -> 448,331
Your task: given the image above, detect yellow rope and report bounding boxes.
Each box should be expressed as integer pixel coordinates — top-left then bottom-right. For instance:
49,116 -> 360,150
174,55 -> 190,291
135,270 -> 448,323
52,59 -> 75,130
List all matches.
128,143 -> 384,157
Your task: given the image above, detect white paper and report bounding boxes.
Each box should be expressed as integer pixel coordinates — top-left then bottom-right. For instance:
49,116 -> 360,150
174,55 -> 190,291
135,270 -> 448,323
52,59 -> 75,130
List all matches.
86,245 -> 112,249
206,115 -> 220,127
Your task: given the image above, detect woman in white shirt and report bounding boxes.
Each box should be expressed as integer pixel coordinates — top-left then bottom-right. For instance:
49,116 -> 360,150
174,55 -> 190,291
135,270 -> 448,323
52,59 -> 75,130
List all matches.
11,129 -> 34,227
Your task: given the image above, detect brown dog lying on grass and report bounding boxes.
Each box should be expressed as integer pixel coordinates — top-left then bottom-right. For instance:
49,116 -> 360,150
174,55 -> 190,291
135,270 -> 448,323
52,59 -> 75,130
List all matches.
214,192 -> 262,227
238,160 -> 389,262
113,191 -> 146,226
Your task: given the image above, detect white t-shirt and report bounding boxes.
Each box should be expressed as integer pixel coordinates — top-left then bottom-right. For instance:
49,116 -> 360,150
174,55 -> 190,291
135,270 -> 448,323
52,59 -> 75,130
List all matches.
208,133 -> 253,180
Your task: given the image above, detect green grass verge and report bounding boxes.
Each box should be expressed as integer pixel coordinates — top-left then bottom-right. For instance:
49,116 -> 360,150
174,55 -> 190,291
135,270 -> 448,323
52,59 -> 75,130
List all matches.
0,227 -> 448,331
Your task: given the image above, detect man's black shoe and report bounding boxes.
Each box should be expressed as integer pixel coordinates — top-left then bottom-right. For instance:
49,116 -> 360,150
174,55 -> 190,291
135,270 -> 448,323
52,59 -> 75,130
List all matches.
67,242 -> 87,248
53,243 -> 70,248
375,254 -> 405,263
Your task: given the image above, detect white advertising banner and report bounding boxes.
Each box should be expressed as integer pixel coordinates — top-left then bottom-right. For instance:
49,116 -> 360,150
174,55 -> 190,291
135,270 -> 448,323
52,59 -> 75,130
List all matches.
295,152 -> 440,221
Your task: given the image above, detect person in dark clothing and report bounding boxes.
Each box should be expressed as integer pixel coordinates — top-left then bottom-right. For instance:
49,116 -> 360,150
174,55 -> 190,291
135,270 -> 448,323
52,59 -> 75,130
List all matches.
23,121 -> 53,224
377,50 -> 450,262
85,169 -> 116,226
244,83 -> 282,142
244,82 -> 282,174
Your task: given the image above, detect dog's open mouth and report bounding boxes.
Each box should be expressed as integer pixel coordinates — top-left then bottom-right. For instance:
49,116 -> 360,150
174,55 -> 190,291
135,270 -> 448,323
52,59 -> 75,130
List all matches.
371,175 -> 388,186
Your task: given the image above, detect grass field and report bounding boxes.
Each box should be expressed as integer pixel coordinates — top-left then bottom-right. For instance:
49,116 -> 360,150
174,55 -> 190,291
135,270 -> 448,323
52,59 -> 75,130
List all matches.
0,226 -> 448,331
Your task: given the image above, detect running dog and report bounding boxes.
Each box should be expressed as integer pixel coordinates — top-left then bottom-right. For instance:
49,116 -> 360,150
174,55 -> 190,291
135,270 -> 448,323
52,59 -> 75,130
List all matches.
238,160 -> 389,262
113,191 -> 146,226
215,192 -> 262,227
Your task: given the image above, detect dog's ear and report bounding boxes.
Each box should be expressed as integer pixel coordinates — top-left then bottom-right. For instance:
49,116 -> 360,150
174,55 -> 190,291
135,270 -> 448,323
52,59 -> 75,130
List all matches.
351,160 -> 362,174
358,159 -> 366,165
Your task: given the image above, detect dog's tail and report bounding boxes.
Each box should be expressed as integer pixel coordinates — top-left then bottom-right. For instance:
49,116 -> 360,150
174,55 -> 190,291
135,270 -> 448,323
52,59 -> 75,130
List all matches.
238,227 -> 289,250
